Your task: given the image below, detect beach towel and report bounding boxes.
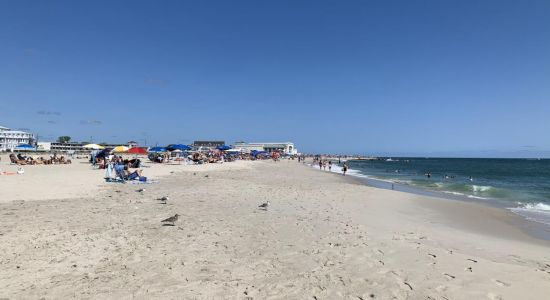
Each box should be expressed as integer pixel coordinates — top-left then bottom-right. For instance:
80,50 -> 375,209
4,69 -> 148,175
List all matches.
105,178 -> 126,183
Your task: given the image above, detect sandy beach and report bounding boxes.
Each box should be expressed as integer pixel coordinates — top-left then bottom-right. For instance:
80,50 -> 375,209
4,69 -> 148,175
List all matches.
1,158 -> 550,299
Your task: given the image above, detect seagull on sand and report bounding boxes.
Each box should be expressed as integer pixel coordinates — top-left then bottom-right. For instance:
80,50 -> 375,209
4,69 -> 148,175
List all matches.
161,214 -> 179,226
156,196 -> 169,204
258,201 -> 270,210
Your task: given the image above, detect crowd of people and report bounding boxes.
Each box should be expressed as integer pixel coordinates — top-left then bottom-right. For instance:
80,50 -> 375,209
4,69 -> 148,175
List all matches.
311,156 -> 348,175
9,153 -> 72,165
146,149 -> 285,165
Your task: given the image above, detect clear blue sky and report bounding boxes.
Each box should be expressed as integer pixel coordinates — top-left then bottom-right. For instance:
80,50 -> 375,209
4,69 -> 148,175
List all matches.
1,0 -> 549,157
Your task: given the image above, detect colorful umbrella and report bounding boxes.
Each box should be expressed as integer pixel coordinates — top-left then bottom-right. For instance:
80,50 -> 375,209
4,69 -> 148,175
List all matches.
167,144 -> 192,151
148,146 -> 167,153
112,146 -> 129,153
83,144 -> 105,150
127,147 -> 147,154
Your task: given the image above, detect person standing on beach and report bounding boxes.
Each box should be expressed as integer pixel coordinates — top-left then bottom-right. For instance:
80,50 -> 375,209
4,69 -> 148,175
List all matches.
328,160 -> 332,172
319,160 -> 323,170
342,163 -> 348,176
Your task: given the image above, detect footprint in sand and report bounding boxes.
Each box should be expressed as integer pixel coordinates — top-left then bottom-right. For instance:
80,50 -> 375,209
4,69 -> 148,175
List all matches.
493,279 -> 510,287
443,273 -> 456,280
435,285 -> 448,292
487,292 -> 503,300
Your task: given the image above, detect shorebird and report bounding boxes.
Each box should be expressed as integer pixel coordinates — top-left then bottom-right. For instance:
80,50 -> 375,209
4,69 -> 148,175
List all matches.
258,201 -> 270,210
156,196 -> 169,204
161,214 -> 179,226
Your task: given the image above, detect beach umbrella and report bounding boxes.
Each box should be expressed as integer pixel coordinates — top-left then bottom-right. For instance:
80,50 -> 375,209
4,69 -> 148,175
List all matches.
216,145 -> 231,151
112,146 -> 129,153
96,148 -> 114,158
167,144 -> 192,151
251,150 -> 268,157
83,143 -> 105,150
148,146 -> 167,153
127,147 -> 147,154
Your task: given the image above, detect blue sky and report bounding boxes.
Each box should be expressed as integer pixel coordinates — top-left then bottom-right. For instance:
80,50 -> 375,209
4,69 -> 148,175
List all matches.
1,0 -> 549,156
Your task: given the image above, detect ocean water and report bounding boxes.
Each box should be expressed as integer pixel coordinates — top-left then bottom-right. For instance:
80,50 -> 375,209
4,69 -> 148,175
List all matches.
318,158 -> 550,226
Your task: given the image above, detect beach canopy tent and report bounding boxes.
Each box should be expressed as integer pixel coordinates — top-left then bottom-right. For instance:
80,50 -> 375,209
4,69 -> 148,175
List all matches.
148,146 -> 168,153
167,144 -> 192,151
15,144 -> 36,151
127,147 -> 147,154
83,144 -> 105,150
112,146 -> 129,153
216,145 -> 231,151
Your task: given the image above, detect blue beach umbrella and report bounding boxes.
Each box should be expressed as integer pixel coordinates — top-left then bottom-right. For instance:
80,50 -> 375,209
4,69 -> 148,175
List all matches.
216,145 -> 231,151
167,144 -> 192,151
95,148 -> 113,158
250,150 -> 268,157
148,146 -> 167,153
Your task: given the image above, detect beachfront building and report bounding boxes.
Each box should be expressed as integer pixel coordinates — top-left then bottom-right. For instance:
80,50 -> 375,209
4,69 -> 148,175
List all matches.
0,125 -> 35,152
232,142 -> 298,155
192,140 -> 225,151
37,142 -> 86,152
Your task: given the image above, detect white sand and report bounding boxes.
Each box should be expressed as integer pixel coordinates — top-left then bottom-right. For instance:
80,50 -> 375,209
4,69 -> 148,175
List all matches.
1,158 -> 550,299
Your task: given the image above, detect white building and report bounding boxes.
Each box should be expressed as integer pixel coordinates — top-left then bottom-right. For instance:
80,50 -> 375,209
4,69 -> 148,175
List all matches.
232,142 -> 298,155
0,125 -> 35,151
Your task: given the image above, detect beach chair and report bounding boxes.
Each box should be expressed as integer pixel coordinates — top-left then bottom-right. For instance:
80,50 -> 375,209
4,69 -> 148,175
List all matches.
114,164 -> 127,182
9,154 -> 26,165
104,163 -> 125,183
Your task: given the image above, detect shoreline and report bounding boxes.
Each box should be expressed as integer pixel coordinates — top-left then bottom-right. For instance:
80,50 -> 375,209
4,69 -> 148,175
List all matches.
309,159 -> 550,243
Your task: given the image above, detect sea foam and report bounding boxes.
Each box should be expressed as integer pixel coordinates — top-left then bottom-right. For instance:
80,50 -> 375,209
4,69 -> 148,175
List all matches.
509,202 -> 550,226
